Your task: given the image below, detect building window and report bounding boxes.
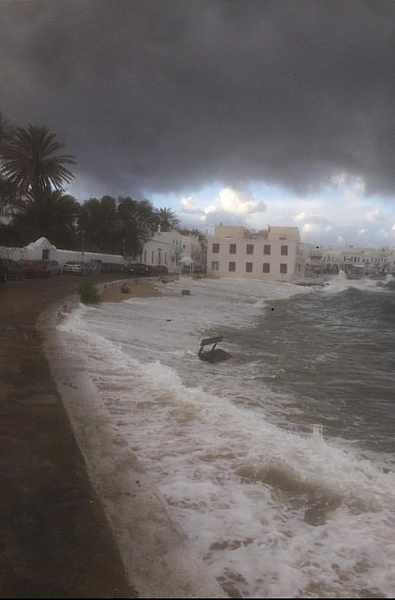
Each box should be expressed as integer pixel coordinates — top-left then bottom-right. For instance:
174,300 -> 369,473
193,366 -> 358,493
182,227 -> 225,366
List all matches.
211,261 -> 219,271
152,251 -> 154,264
246,244 -> 254,255
229,261 -> 236,272
262,263 -> 270,273
246,262 -> 253,273
144,250 -> 147,263
165,253 -> 167,265
229,243 -> 236,254
281,245 -> 288,256
264,244 -> 271,255
280,263 -> 288,274
212,243 -> 220,253
42,249 -> 49,261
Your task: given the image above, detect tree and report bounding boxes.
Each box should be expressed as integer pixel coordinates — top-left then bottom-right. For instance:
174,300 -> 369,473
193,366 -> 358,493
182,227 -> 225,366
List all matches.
78,196 -> 158,256
156,207 -> 179,231
0,176 -> 17,208
0,112 -> 14,145
0,113 -> 18,210
11,190 -> 80,248
79,196 -> 119,253
0,125 -> 75,203
118,197 -> 158,256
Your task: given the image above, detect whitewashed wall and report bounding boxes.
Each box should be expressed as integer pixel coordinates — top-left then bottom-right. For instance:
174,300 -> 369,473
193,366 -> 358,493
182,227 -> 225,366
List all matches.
0,237 -> 125,267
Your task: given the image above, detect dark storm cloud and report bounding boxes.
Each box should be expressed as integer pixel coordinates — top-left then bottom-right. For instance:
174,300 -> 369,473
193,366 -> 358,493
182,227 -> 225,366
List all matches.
1,0 -> 395,197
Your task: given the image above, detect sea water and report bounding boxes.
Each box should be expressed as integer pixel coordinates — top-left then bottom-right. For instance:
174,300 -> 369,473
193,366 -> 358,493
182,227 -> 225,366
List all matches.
58,276 -> 395,597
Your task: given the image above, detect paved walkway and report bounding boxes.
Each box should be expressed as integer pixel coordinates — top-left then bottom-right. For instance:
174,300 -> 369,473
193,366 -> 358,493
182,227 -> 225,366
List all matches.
0,276 -> 136,597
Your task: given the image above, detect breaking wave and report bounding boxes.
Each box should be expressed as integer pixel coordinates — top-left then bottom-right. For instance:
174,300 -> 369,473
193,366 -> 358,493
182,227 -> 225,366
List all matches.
57,278 -> 395,597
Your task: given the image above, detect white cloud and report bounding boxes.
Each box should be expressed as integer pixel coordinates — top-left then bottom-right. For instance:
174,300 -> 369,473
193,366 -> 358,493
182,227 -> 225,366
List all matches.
331,172 -> 366,203
303,223 -> 319,233
217,187 -> 266,215
182,187 -> 266,223
175,180 -> 395,246
365,208 -> 383,223
180,196 -> 200,213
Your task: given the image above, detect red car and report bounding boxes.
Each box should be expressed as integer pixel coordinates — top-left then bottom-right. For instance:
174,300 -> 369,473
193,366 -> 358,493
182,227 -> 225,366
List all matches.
22,260 -> 62,278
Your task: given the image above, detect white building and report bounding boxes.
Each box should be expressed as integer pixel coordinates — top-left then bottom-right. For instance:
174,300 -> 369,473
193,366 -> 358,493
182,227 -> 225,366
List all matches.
206,225 -> 305,281
138,229 -> 205,273
0,237 -> 125,268
321,246 -> 395,275
0,204 -> 15,226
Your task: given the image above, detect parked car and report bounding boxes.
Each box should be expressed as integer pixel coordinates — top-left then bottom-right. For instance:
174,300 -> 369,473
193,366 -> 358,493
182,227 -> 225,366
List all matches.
127,263 -> 150,276
148,265 -> 169,276
0,259 -> 8,283
100,262 -> 126,273
63,261 -> 90,275
0,258 -> 24,281
22,260 -> 61,278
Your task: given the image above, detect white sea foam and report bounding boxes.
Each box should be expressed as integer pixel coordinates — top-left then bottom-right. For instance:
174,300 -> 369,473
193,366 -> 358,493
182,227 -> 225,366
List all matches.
58,278 -> 395,597
324,271 -> 393,295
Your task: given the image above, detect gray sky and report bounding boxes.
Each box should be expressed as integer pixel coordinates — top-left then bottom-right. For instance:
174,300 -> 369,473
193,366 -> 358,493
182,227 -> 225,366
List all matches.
1,1 -> 395,244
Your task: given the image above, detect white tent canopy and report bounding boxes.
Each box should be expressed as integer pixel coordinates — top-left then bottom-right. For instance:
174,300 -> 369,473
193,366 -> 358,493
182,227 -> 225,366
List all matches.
179,256 -> 193,264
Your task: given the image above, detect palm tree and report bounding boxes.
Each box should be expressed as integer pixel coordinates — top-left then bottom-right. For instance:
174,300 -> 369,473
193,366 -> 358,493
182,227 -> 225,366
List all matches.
0,112 -> 14,144
157,207 -> 179,232
0,113 -> 17,210
0,125 -> 75,203
118,197 -> 158,256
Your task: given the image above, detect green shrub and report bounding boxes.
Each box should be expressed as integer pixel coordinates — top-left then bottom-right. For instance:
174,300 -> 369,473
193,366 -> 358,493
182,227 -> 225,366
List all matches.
79,280 -> 101,304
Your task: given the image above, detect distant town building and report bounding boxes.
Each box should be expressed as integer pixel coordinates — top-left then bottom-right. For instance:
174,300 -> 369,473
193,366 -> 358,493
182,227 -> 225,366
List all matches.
138,228 -> 205,273
206,225 -> 305,281
321,246 -> 395,276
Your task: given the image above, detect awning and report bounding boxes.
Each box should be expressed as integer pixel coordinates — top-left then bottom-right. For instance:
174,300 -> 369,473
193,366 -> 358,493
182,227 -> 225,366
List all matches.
180,256 -> 193,264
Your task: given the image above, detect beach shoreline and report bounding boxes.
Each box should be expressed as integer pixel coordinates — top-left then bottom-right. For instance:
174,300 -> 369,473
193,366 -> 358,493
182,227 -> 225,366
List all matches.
48,276 -> 313,598
45,277 -> 224,598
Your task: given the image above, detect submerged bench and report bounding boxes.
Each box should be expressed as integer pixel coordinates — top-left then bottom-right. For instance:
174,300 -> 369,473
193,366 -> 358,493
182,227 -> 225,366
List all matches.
198,336 -> 231,363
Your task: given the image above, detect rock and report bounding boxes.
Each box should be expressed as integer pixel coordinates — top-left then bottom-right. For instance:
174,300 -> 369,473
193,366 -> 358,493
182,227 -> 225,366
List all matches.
121,283 -> 130,294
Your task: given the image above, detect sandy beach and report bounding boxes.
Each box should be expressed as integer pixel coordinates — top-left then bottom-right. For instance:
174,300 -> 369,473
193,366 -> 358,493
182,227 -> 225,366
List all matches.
0,273 -> 150,598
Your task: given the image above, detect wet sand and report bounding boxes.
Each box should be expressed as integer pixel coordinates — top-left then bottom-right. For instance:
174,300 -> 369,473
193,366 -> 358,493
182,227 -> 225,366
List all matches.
0,274 -> 139,598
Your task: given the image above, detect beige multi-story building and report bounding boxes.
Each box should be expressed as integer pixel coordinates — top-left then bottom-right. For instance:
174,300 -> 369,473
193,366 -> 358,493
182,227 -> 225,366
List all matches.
207,225 -> 305,281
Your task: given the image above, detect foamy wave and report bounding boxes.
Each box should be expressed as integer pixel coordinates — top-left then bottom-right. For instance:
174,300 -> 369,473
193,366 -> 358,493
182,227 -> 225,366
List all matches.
324,272 -> 393,295
57,279 -> 395,597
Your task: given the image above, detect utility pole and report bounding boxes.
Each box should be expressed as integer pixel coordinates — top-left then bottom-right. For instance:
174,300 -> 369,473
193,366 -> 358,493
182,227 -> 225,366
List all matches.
81,230 -> 85,263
